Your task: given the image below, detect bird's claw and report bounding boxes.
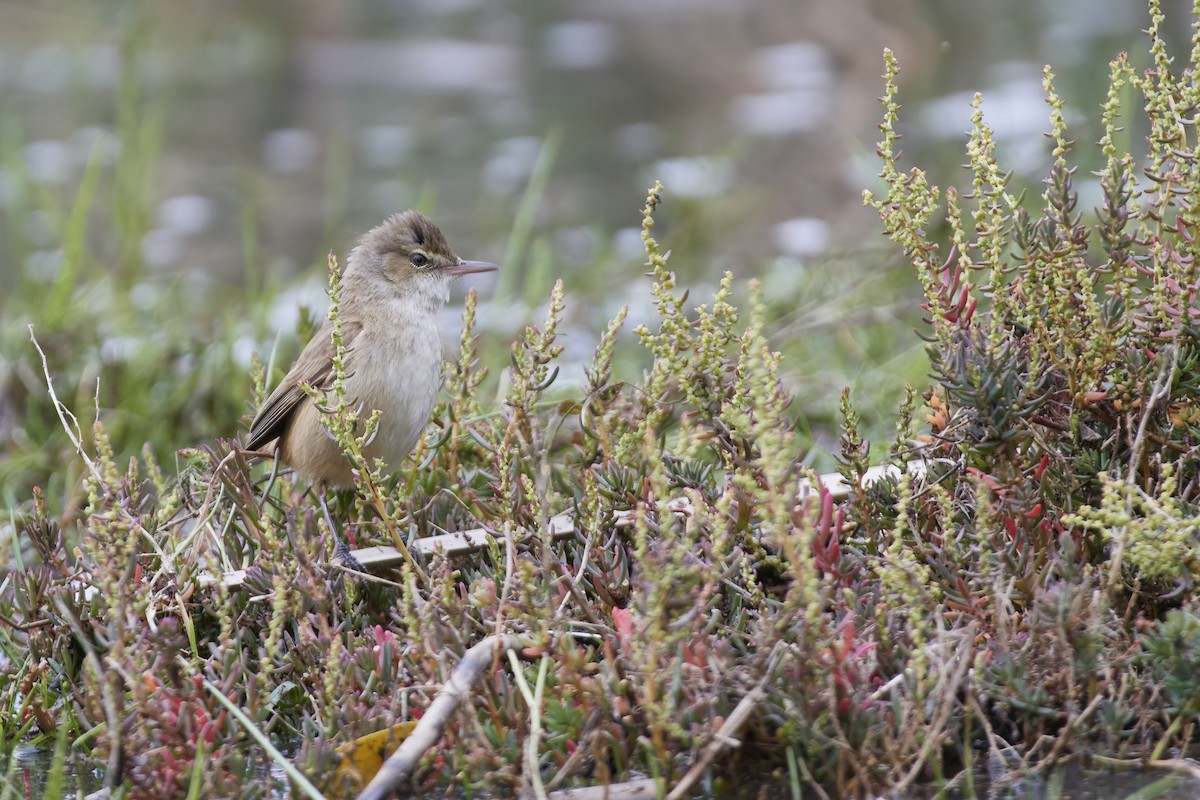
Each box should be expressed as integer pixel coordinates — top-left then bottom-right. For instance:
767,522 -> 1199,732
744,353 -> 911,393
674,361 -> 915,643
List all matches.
333,538 -> 367,574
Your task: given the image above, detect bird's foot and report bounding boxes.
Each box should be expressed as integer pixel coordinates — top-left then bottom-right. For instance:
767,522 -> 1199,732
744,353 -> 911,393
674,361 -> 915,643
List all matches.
333,538 -> 367,575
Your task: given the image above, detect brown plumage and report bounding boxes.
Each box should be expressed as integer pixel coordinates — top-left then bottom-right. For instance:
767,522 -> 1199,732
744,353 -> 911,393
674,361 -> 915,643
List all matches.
246,211 -> 497,487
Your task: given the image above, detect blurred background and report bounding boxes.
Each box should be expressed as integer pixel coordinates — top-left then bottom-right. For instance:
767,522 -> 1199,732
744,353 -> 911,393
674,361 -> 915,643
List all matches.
0,0 -> 1193,503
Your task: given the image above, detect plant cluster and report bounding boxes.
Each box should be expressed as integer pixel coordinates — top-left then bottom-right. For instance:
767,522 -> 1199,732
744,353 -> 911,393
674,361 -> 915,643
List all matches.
853,0 -> 1200,782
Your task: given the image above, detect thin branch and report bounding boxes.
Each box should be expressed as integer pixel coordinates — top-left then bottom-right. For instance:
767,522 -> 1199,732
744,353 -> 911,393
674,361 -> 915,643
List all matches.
356,634 -> 523,800
546,780 -> 659,800
665,684 -> 765,800
29,326 -> 102,485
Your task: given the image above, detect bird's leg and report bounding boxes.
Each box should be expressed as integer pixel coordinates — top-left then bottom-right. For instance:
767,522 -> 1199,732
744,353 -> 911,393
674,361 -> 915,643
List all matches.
259,447 -> 283,510
315,488 -> 367,574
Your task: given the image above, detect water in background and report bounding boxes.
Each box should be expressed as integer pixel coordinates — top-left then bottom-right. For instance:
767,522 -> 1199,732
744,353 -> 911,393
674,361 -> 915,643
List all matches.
0,0 -> 1188,290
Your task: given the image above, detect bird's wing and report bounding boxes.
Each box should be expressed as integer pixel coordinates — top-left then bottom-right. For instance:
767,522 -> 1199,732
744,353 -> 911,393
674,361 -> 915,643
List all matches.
244,319 -> 363,452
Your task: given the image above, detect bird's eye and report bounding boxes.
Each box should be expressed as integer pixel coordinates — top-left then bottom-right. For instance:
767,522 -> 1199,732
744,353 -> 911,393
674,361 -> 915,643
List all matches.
410,252 -> 428,268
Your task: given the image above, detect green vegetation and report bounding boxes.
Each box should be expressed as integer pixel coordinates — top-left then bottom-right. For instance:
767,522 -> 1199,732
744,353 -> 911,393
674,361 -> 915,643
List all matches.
7,1 -> 1200,798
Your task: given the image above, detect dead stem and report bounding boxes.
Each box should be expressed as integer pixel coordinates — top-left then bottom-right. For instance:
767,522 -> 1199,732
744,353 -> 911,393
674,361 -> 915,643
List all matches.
357,634 -> 524,800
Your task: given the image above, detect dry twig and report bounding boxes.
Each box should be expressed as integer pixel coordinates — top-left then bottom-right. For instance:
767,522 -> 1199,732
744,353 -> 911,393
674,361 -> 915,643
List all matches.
356,634 -> 523,800
665,684 -> 766,800
546,779 -> 659,800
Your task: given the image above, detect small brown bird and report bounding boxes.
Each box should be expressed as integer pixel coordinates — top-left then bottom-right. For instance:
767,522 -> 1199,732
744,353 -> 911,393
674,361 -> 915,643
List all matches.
246,211 -> 498,488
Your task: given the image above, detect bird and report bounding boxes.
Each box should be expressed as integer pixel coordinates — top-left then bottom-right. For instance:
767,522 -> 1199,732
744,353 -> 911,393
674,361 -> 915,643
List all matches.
245,210 -> 498,504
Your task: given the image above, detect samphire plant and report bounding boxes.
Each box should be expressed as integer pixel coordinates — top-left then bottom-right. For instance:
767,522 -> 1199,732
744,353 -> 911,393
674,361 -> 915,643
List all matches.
861,1 -> 1200,599
8,1 -> 1200,798
855,0 -> 1200,779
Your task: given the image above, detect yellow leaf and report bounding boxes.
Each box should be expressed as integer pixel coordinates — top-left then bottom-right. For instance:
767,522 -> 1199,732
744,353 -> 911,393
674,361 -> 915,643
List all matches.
329,721 -> 418,792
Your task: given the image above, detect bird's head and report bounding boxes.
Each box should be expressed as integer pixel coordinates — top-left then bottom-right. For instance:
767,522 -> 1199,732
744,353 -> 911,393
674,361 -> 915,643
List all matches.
349,210 -> 498,307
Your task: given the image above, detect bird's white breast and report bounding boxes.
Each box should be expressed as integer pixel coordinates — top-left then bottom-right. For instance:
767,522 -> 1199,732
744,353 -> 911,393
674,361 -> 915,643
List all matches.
345,300 -> 443,471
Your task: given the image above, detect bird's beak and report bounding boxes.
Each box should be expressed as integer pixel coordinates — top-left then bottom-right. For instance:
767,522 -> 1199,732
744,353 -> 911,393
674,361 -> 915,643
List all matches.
445,259 -> 499,276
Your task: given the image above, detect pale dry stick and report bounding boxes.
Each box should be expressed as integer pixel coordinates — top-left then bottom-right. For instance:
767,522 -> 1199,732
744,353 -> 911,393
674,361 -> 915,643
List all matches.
665,683 -> 766,800
508,650 -> 551,800
866,669 -> 909,703
546,780 -> 659,800
30,326 -> 103,484
356,634 -> 523,800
